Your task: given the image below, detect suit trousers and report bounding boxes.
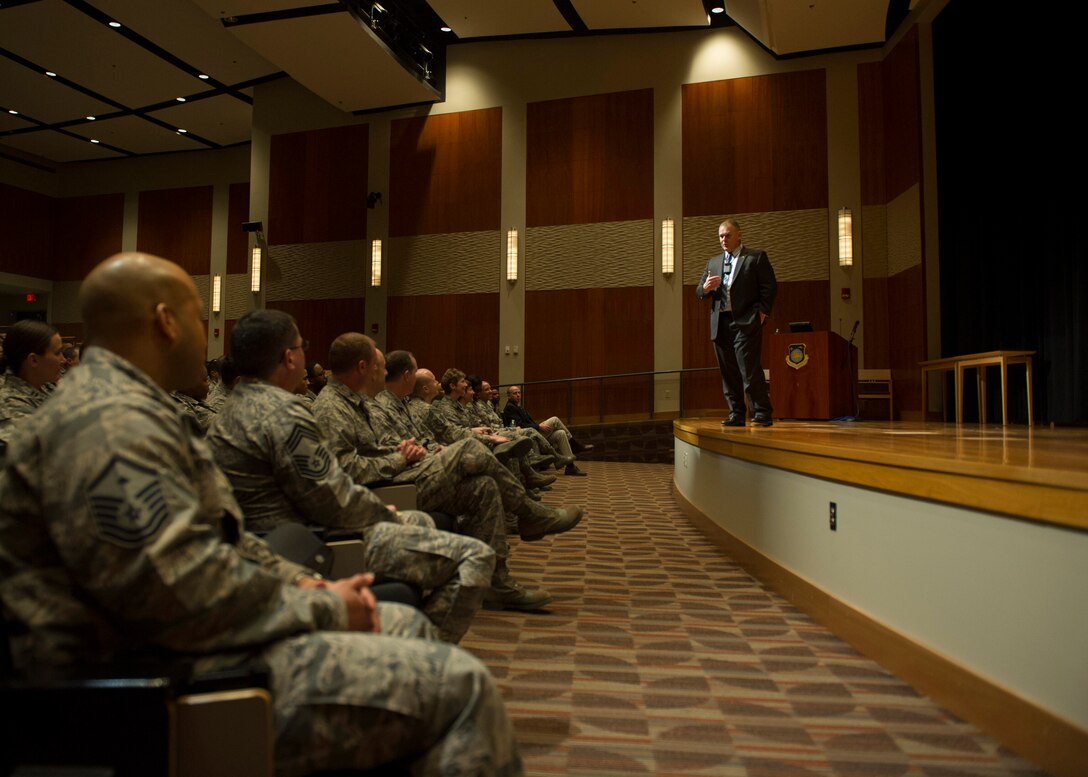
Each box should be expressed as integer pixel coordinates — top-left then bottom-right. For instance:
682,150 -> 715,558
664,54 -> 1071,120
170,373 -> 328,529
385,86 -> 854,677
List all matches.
712,314 -> 772,418
539,417 -> 574,458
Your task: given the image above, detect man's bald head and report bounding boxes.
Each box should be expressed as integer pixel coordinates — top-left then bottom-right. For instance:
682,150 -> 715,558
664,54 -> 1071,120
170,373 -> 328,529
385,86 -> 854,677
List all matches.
79,252 -> 206,391
81,253 -> 197,345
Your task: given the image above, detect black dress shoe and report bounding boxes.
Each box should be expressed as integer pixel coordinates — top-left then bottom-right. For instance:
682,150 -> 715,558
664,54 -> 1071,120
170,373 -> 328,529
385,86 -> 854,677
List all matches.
721,415 -> 745,427
752,415 -> 774,427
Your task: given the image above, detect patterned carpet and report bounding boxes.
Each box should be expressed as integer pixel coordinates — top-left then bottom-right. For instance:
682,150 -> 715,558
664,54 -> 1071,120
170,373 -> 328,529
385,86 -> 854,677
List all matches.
461,460 -> 1047,777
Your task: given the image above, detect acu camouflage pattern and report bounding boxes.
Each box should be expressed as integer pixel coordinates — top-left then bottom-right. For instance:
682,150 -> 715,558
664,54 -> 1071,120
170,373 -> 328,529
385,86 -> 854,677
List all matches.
206,379 -> 394,533
205,379 -> 228,411
208,378 -> 494,642
0,347 -> 520,776
171,390 -> 217,434
0,373 -> 52,448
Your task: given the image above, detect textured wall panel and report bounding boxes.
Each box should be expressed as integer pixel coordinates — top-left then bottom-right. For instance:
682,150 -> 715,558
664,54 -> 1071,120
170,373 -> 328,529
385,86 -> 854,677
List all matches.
526,89 -> 653,228
223,273 -> 256,320
227,182 -> 251,275
389,108 -> 502,237
51,280 -> 82,324
683,70 -> 828,217
525,219 -> 653,291
264,240 -> 368,302
387,231 -> 499,296
886,183 -> 921,277
862,204 -> 888,278
682,210 -> 829,285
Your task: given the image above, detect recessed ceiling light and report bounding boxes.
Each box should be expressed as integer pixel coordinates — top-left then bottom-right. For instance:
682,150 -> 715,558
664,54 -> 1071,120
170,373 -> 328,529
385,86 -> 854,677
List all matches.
86,115 -> 96,120
176,97 -> 186,102
711,6 -> 725,13
198,74 -> 210,79
90,139 -> 100,144
440,26 -> 451,32
108,21 -> 121,28
45,71 -> 57,77
177,128 -> 187,133
8,109 -> 18,115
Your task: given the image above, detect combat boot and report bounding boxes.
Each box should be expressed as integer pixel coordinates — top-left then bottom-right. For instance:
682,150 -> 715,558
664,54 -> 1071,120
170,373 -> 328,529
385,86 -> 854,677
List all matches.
518,503 -> 584,541
521,464 -> 557,489
484,561 -> 553,611
493,436 -> 532,463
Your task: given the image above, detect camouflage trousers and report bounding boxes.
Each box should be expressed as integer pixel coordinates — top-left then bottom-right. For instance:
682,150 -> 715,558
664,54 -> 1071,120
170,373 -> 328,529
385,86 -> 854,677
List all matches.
398,438 -> 537,567
362,521 -> 494,643
263,603 -> 523,776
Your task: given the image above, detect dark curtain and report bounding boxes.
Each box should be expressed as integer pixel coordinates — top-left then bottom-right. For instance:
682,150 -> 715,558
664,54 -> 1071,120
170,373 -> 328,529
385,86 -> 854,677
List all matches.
933,2 -> 1087,424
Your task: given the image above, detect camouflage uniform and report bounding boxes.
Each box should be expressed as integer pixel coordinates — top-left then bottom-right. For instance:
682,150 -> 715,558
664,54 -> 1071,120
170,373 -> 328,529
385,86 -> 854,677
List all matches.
471,399 -> 560,460
170,390 -> 217,434
315,380 -> 558,580
205,379 -> 228,411
207,379 -> 495,643
0,372 -> 51,448
0,347 -> 521,776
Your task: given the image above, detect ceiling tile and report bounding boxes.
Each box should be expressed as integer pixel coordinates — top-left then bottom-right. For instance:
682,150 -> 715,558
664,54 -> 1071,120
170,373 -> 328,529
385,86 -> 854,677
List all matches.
0,0 -> 202,109
93,0 -> 279,86
0,132 -> 123,163
148,94 -> 253,146
72,114 -> 206,155
572,0 -> 709,30
428,0 -> 570,38
0,57 -> 116,125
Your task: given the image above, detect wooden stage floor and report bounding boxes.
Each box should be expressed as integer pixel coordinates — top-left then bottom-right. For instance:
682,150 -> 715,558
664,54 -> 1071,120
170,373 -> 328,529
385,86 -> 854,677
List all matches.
672,419 -> 1088,531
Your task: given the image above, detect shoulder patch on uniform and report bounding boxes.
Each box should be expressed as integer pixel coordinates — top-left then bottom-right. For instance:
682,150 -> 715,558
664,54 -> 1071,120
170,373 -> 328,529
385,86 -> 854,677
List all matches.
285,424 -> 332,480
86,456 -> 171,547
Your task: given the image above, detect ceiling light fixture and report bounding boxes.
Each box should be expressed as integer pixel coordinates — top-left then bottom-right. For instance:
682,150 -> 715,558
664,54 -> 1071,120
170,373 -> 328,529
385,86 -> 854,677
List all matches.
7,110 -> 17,115
198,74 -> 210,79
440,25 -> 451,32
90,139 -> 100,144
86,115 -> 95,120
45,71 -> 57,77
176,97 -> 186,102
176,128 -> 187,133
108,21 -> 121,28
711,5 -> 725,13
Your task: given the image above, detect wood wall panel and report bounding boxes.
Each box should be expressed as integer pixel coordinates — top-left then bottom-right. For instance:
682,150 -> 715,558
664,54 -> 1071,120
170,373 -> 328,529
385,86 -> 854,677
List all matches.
268,124 -> 368,245
524,287 -> 654,421
136,186 -> 213,276
0,183 -> 53,279
386,293 -> 499,382
682,280 -> 831,415
265,297 -> 366,371
526,89 -> 653,228
863,277 -> 890,368
858,62 -> 886,207
51,193 -> 125,281
227,181 -> 250,274
683,70 -> 828,217
887,264 -> 925,418
389,108 -> 502,237
882,26 -> 922,201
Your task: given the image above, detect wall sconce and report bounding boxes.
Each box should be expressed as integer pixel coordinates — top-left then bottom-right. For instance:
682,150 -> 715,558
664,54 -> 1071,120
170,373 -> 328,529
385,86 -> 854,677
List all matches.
838,207 -> 853,267
371,239 -> 382,287
211,274 -> 222,313
661,218 -> 675,275
250,245 -> 262,293
506,228 -> 518,282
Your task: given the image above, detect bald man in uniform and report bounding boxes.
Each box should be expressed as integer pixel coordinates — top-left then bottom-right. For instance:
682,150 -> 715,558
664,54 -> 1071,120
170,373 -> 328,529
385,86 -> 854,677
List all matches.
0,253 -> 521,776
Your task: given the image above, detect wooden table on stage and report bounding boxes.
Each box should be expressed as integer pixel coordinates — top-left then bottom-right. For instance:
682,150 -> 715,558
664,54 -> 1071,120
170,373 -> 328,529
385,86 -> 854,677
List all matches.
920,350 -> 1034,425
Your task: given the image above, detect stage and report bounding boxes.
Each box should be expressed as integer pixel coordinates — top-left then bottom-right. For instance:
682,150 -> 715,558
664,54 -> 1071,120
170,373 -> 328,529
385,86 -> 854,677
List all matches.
672,418 -> 1088,777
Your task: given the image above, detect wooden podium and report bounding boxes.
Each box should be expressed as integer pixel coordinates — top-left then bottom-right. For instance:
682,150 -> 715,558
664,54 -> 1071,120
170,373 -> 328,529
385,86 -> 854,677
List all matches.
769,331 -> 858,420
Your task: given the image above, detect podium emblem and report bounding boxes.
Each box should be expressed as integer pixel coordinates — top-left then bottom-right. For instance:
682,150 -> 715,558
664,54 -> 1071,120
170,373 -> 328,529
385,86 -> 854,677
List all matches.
787,343 -> 809,369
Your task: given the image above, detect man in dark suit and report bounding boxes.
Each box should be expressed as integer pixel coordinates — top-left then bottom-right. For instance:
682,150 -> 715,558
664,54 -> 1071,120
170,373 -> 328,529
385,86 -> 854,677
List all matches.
695,218 -> 778,427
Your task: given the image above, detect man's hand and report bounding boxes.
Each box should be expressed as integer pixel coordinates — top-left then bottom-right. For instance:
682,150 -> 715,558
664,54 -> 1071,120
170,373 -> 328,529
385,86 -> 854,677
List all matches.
471,426 -> 491,434
703,274 -> 722,293
330,573 -> 381,633
396,438 -> 426,463
539,423 -> 552,434
488,434 -> 511,444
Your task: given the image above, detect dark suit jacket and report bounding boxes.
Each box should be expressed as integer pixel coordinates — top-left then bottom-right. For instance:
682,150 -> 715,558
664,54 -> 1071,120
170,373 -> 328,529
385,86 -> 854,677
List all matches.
695,246 -> 778,339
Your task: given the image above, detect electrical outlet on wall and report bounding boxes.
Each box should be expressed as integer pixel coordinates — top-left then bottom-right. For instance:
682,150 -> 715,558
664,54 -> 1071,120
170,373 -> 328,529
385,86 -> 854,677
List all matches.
829,502 -> 837,531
